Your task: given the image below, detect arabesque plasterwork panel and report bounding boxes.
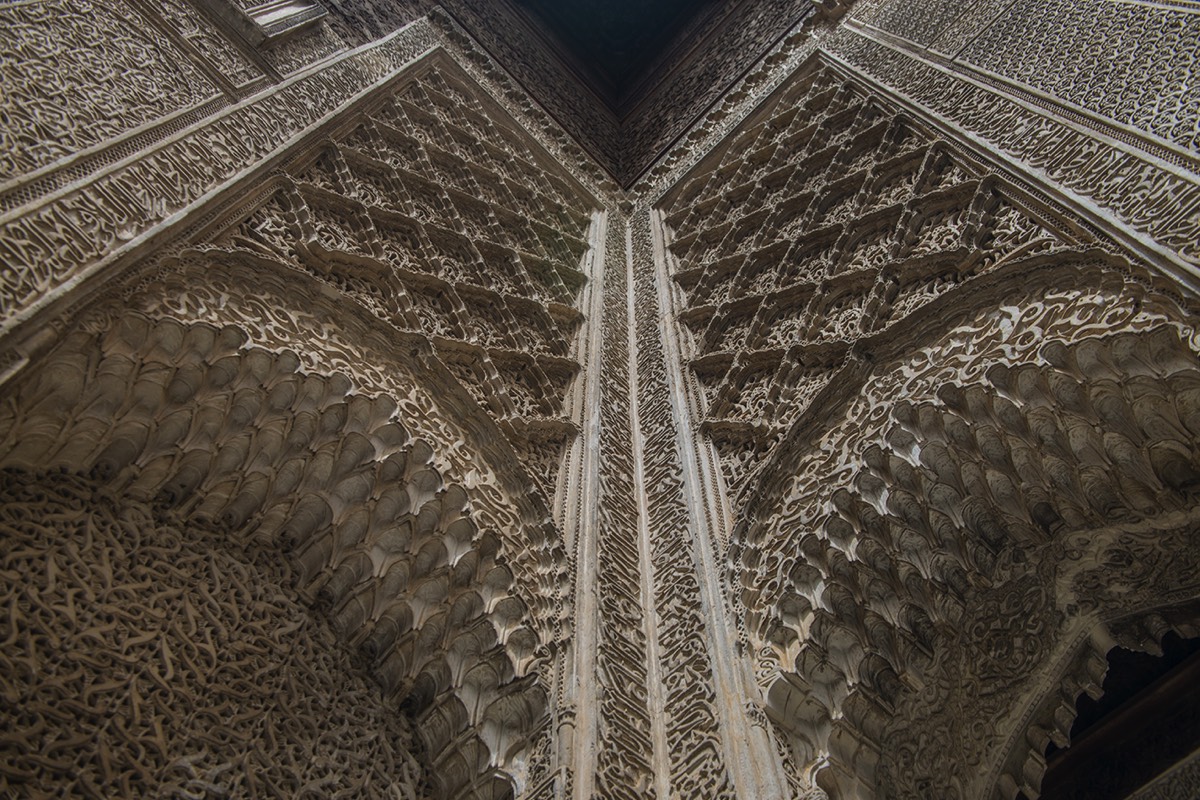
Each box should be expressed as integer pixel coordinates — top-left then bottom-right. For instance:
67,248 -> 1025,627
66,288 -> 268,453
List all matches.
656,51 -> 1200,799
2,2 -> 1200,799
0,37 -> 602,798
0,0 -> 220,178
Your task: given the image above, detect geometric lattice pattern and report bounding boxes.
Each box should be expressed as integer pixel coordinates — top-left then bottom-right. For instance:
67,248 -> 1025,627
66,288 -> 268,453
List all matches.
661,62 -> 1073,492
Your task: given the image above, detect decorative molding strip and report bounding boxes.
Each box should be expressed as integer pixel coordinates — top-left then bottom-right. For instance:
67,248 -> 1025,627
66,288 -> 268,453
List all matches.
244,0 -> 328,43
1127,747 -> 1200,800
847,18 -> 1200,174
0,8 -> 621,351
195,0 -> 330,49
635,209 -> 788,797
824,26 -> 1200,282
588,209 -> 657,800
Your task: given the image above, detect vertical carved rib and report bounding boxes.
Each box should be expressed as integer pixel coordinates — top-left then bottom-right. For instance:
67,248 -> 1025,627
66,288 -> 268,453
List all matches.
587,211 -> 657,799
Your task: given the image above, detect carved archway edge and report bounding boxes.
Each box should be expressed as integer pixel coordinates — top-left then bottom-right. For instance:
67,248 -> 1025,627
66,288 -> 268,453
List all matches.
0,34 -> 618,797
85,246 -> 571,631
2,43 -> 597,632
0,282 -> 559,797
732,247 -> 1200,536
724,245 -> 1200,798
637,37 -> 1200,796
983,598 -> 1200,800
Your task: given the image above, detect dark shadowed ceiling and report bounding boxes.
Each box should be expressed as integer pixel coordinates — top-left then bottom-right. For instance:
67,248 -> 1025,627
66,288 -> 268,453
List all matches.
446,0 -> 816,184
511,0 -> 722,108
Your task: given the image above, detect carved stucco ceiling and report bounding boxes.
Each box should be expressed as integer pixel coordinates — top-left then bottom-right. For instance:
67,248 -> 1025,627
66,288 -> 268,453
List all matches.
443,0 -> 816,185
510,0 -> 722,108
